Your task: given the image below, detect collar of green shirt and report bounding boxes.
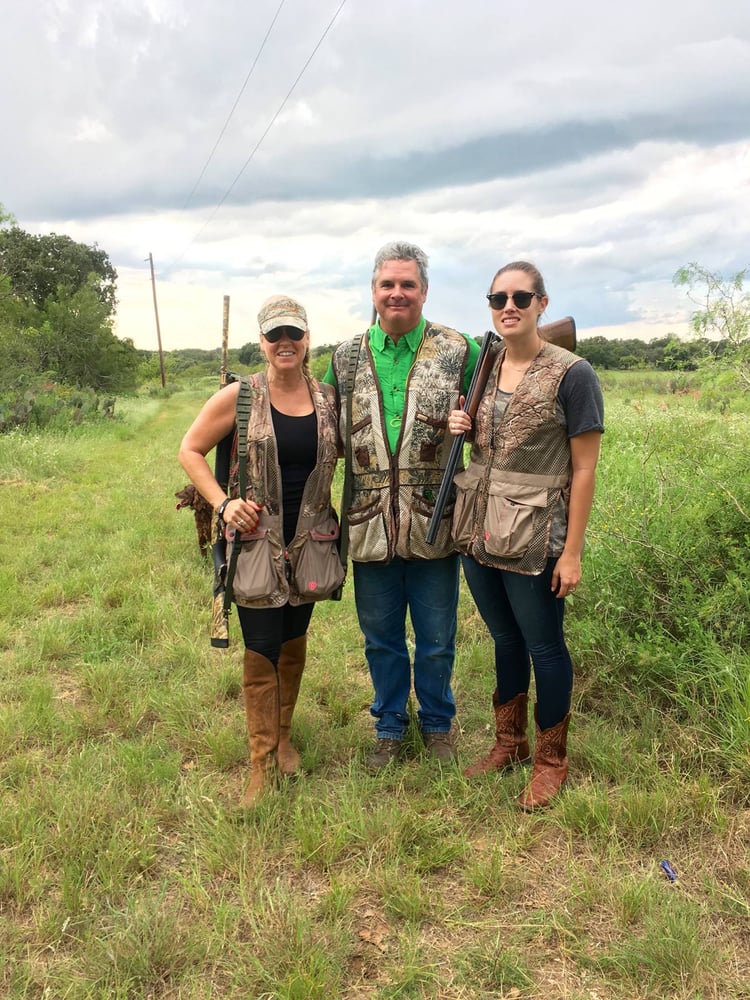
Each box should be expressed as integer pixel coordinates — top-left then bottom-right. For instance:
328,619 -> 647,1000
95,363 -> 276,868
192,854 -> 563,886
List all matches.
369,316 -> 426,353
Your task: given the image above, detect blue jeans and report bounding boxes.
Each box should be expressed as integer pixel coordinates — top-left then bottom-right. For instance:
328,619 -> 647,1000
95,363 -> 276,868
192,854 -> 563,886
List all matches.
461,556 -> 573,731
353,555 -> 459,739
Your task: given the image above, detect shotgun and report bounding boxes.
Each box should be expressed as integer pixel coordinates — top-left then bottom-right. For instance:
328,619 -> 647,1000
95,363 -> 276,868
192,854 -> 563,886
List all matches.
210,371 -> 238,648
424,316 -> 576,546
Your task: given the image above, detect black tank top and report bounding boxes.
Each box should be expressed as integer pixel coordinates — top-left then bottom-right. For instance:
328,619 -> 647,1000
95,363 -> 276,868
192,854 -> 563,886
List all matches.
270,404 -> 318,545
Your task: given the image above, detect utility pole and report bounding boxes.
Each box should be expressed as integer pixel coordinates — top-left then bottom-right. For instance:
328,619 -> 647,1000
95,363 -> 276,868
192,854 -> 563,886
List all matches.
221,295 -> 230,386
146,252 -> 166,388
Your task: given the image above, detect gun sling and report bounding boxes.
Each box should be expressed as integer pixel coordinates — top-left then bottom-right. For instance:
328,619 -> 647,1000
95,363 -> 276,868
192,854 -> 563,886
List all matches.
222,377 -> 252,614
337,332 -> 363,573
210,372 -> 239,648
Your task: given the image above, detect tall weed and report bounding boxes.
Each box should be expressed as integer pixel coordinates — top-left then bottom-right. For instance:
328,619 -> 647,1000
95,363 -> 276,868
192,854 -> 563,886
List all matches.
580,395 -> 750,782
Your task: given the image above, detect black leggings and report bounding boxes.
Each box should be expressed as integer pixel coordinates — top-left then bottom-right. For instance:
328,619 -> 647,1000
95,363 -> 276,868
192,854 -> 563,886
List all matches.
236,603 -> 314,665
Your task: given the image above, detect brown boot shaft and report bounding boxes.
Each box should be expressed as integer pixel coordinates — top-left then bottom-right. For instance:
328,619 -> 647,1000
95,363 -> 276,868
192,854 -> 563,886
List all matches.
518,708 -> 570,811
277,634 -> 307,776
276,635 -> 307,775
464,692 -> 531,777
241,649 -> 280,807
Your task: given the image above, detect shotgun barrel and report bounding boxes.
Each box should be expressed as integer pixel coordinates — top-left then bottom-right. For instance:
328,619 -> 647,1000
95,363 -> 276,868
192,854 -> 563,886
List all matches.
424,328 -> 496,545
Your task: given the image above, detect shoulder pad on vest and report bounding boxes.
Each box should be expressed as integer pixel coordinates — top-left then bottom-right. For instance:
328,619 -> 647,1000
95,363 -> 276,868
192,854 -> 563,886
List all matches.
424,321 -> 465,340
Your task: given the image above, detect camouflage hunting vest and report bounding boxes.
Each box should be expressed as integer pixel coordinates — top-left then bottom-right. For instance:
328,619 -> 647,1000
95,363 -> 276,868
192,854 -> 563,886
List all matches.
332,322 -> 469,562
228,372 -> 341,606
452,341 -> 581,575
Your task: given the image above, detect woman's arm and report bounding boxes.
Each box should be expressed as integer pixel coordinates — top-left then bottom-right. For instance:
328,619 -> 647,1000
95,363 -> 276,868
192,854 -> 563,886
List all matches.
551,430 -> 602,598
178,381 -> 262,530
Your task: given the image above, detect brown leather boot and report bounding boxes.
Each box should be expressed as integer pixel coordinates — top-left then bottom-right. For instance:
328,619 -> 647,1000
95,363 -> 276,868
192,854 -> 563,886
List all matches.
241,649 -> 280,807
464,691 -> 531,777
518,707 -> 571,811
366,738 -> 405,772
277,634 -> 306,776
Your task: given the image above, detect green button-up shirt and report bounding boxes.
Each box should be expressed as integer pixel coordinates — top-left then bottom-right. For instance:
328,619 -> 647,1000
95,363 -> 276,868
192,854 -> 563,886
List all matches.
324,318 -> 481,454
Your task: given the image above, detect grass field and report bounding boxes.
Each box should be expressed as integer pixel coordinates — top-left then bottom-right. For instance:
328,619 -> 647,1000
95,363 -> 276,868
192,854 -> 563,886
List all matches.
0,376 -> 748,999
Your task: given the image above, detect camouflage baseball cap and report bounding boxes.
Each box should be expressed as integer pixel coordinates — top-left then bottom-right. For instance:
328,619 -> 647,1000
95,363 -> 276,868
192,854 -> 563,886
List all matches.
257,295 -> 308,335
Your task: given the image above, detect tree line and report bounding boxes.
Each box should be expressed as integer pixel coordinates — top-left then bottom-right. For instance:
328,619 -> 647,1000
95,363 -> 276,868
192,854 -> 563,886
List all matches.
1,202 -> 747,432
156,332 -> 724,381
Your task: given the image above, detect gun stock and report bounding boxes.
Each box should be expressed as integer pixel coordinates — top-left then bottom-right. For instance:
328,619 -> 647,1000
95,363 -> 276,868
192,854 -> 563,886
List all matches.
540,315 -> 576,353
424,315 -> 576,545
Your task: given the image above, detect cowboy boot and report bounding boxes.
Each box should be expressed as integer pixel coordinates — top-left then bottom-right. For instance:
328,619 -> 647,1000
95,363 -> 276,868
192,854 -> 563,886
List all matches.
464,691 -> 531,777
518,707 -> 570,811
277,634 -> 307,776
241,649 -> 280,807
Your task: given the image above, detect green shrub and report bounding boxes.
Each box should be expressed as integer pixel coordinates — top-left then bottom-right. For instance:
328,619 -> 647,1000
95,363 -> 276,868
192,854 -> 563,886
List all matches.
0,380 -> 118,433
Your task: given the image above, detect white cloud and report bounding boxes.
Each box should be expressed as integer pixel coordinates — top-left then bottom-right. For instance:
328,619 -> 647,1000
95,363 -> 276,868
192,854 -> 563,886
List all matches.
2,0 -> 750,350
72,116 -> 113,143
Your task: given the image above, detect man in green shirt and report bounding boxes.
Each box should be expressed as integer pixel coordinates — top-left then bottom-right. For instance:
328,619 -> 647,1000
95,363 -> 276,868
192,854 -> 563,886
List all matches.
324,241 -> 480,770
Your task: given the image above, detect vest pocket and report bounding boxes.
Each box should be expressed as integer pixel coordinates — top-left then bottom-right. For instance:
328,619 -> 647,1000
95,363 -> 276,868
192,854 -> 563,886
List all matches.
483,485 -> 547,558
292,518 -> 346,600
348,499 -> 389,562
351,413 -> 373,470
452,467 -> 482,552
232,528 -> 279,603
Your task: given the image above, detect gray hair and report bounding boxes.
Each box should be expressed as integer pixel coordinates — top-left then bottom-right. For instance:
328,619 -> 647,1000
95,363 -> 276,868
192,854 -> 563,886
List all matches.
372,241 -> 429,290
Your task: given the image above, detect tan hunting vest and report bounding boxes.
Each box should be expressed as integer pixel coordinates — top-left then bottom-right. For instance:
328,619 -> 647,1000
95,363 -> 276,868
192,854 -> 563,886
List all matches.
453,341 -> 581,575
227,372 -> 341,606
332,322 -> 470,562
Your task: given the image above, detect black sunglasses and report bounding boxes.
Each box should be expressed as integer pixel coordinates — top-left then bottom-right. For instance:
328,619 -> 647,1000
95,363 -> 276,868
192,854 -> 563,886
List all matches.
486,291 -> 539,310
262,326 -> 306,343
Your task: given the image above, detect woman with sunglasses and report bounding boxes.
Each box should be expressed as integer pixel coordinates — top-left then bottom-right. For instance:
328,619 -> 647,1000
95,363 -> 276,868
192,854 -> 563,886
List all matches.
179,295 -> 341,807
448,262 -> 604,810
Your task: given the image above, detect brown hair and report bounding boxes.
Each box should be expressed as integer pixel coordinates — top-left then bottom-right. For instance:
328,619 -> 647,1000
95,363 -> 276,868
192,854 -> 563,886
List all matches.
489,261 -> 547,298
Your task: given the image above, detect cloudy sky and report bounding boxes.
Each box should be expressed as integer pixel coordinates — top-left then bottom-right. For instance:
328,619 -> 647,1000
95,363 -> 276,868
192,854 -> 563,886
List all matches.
3,0 -> 749,352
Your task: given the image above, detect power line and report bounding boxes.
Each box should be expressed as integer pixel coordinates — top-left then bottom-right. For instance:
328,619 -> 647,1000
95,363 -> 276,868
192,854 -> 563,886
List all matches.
182,0 -> 287,211
171,0 -> 349,268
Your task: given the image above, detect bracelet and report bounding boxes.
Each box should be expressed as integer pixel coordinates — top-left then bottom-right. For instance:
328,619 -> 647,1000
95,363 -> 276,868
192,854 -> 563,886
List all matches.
216,497 -> 231,521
